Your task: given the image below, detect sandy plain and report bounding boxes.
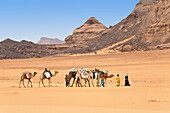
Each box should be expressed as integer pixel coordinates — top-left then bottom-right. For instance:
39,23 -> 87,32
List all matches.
0,50 -> 170,113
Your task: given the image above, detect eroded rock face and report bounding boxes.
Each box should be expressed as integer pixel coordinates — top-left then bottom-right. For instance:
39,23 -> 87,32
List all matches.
65,17 -> 107,46
83,0 -> 170,52
64,0 -> 169,54
37,37 -> 65,45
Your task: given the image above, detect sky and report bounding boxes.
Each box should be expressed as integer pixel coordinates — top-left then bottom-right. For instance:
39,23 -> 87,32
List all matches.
0,0 -> 139,43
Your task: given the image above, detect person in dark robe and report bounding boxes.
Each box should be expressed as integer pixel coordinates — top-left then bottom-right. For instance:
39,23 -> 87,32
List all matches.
125,73 -> 131,86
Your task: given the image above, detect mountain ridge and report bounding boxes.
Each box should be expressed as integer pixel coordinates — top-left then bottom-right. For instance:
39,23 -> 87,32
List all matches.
64,0 -> 170,53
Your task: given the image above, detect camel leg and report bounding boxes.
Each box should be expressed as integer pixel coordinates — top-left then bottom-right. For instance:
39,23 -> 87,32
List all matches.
79,76 -> 83,87
87,79 -> 91,87
90,78 -> 94,87
48,78 -> 51,86
76,78 -> 80,87
84,79 -> 87,87
29,79 -> 33,88
77,78 -> 80,87
42,79 -> 45,87
99,78 -> 102,87
19,80 -> 22,88
105,78 -> 107,87
27,79 -> 30,88
75,77 -> 78,87
19,77 -> 22,88
71,78 -> 75,87
22,79 -> 26,88
96,78 -> 100,87
39,79 -> 41,87
78,79 -> 80,87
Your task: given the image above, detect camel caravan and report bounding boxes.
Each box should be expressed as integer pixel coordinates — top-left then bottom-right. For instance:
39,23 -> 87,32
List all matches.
19,68 -> 131,88
65,68 -> 115,87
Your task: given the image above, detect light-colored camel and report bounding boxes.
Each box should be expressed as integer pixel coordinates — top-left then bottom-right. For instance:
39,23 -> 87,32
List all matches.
65,71 -> 81,87
39,71 -> 59,87
90,69 -> 114,87
75,70 -> 91,87
19,72 -> 37,88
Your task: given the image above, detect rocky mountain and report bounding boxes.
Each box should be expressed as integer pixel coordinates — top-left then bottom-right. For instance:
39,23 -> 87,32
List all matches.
65,17 -> 107,47
0,38 -> 58,59
65,0 -> 170,53
0,0 -> 169,59
37,37 -> 65,45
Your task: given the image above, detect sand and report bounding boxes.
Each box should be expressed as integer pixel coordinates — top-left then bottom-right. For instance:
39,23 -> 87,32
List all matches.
0,50 -> 170,113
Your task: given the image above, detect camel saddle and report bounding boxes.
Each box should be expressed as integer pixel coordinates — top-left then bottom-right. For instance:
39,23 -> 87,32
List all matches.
44,72 -> 52,78
25,72 -> 31,79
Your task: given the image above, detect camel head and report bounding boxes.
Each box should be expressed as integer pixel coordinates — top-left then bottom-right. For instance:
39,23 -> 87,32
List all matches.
108,74 -> 115,78
95,68 -> 100,72
65,74 -> 70,87
53,71 -> 59,77
33,72 -> 37,77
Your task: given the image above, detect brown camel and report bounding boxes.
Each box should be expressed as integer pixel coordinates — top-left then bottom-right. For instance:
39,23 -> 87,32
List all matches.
39,70 -> 59,87
90,69 -> 114,87
19,72 -> 37,88
65,71 -> 79,87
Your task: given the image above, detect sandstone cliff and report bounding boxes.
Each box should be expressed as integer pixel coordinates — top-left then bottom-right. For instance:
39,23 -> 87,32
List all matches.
65,17 -> 107,47
37,37 -> 65,45
65,0 -> 170,53
91,0 -> 170,52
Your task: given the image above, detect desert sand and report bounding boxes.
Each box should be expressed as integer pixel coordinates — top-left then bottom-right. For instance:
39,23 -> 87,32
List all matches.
0,50 -> 170,113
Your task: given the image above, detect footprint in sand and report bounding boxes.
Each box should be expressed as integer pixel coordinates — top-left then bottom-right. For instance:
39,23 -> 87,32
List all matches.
148,99 -> 160,103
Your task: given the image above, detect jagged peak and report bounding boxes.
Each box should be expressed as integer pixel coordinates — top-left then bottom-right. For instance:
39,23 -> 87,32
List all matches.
84,17 -> 102,25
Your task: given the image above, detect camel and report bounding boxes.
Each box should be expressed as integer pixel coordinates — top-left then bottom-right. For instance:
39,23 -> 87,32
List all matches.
19,72 -> 37,88
65,71 -> 78,87
75,69 -> 91,87
90,69 -> 114,87
39,69 -> 59,87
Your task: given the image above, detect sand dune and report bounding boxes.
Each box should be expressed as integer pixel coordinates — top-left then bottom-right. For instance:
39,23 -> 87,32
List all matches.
0,50 -> 170,113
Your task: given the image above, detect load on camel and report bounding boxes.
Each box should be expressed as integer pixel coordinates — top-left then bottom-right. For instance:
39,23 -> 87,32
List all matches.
75,68 -> 91,87
90,68 -> 115,87
19,71 -> 37,88
39,68 -> 59,87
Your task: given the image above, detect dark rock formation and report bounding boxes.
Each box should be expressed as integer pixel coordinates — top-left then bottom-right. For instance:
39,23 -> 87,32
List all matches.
0,38 -> 58,59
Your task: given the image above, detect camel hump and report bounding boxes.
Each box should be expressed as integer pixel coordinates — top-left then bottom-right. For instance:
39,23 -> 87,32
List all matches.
23,72 -> 30,75
23,72 -> 31,78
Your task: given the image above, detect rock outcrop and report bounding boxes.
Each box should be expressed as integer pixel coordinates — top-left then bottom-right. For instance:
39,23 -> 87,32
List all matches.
0,38 -> 58,59
91,0 -> 170,52
37,37 -> 65,45
65,17 -> 107,47
65,0 -> 170,53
